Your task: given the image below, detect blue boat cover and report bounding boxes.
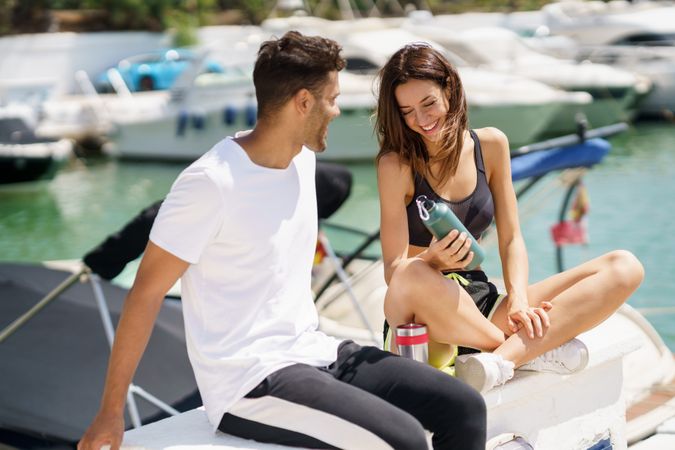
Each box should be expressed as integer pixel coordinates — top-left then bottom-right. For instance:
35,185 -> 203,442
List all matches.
511,138 -> 611,182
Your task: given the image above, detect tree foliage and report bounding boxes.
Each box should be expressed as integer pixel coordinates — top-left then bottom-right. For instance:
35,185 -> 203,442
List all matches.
2,0 -> 218,36
1,1 -> 554,36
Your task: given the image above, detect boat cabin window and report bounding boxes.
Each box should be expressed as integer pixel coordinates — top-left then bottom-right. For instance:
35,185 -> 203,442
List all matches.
612,32 -> 675,46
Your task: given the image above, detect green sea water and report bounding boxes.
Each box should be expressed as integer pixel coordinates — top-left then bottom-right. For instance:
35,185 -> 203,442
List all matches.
1,122 -> 674,347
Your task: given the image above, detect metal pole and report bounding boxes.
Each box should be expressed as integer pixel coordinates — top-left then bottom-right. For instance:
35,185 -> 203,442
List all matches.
0,269 -> 85,344
87,272 -> 142,427
511,122 -> 629,158
88,273 -> 180,425
126,390 -> 142,429
129,385 -> 181,416
314,226 -> 380,302
318,233 -> 380,345
89,273 -> 117,349
556,179 -> 582,273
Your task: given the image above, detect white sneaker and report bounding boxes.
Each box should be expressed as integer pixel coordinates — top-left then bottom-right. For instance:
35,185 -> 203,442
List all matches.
518,338 -> 589,374
455,353 -> 515,393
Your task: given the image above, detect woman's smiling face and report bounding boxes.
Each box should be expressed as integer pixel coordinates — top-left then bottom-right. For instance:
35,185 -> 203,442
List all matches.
395,78 -> 449,147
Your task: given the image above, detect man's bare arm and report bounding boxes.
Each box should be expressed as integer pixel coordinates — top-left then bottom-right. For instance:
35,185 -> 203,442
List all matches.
78,242 -> 190,450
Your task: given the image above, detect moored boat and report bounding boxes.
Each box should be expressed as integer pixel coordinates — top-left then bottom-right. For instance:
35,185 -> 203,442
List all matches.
0,108 -> 73,185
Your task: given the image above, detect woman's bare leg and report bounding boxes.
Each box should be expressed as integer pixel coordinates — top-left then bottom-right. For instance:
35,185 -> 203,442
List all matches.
385,258 -> 505,354
490,250 -> 644,366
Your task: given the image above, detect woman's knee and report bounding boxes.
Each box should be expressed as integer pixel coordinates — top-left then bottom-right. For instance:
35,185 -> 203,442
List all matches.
603,250 -> 644,294
386,259 -> 440,308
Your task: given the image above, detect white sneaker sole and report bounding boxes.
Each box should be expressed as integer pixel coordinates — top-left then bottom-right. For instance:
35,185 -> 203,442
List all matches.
455,355 -> 491,393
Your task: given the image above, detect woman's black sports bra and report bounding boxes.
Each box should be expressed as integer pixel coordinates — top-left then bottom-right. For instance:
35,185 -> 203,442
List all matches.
405,129 -> 494,247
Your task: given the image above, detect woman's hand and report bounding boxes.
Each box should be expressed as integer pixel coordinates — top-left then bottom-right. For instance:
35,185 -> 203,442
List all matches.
507,296 -> 553,339
420,230 -> 474,271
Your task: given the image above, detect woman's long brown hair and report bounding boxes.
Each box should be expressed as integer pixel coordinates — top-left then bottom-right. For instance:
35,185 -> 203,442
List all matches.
375,43 -> 468,185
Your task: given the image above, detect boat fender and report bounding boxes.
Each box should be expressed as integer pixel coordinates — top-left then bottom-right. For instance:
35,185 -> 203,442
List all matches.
191,112 -> 206,130
223,105 -> 237,125
176,110 -> 189,136
245,104 -> 257,127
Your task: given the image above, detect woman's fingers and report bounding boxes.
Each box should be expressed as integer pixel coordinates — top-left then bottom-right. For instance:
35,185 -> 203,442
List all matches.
445,231 -> 465,253
439,229 -> 459,247
517,312 -> 535,339
528,309 -> 543,338
460,251 -> 474,268
458,237 -> 472,258
444,232 -> 471,264
534,307 -> 551,329
515,308 -> 550,340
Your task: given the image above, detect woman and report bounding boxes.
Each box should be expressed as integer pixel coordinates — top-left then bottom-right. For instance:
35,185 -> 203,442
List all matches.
375,43 -> 644,393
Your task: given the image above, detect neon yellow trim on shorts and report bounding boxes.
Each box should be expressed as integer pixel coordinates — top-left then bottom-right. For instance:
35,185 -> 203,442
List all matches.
384,327 -> 392,352
444,272 -> 470,286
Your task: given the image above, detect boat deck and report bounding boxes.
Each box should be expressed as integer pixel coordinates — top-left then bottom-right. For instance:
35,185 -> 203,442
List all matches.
121,312 -> 653,449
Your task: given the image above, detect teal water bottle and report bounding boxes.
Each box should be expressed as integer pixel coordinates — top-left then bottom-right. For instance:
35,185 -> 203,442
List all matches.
416,195 -> 485,270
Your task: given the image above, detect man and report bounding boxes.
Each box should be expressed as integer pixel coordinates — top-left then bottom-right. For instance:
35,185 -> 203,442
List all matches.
78,31 -> 486,450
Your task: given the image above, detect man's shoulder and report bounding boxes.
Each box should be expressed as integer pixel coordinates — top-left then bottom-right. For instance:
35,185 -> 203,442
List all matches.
185,138 -> 238,174
199,137 -> 239,166
172,139 -> 239,197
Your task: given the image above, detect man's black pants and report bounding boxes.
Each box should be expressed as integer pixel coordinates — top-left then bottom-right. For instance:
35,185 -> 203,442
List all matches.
219,341 -> 486,449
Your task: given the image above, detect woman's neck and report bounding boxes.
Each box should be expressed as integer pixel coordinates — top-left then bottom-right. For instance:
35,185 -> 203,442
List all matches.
423,137 -> 442,158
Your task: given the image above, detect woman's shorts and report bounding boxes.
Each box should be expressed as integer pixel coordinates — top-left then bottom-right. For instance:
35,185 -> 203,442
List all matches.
445,270 -> 505,322
383,270 -> 506,359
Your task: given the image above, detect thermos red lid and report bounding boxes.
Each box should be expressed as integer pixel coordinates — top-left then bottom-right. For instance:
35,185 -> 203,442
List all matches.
395,323 -> 428,345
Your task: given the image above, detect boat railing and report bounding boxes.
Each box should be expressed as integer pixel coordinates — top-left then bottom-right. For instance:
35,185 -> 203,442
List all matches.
105,67 -> 133,97
74,69 -> 114,128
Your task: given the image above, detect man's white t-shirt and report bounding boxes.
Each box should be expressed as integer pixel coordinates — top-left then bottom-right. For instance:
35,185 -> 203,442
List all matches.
149,137 -> 342,429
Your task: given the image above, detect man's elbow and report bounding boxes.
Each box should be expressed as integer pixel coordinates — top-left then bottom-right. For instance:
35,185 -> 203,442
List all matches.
125,284 -> 168,311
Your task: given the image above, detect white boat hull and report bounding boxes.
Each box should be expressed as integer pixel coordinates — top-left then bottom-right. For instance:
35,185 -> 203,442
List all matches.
108,107 -> 245,161
634,61 -> 675,116
108,100 -> 562,162
545,94 -> 639,137
469,101 -> 560,147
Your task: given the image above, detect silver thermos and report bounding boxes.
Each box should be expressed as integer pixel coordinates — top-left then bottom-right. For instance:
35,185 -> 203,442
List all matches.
396,323 -> 429,364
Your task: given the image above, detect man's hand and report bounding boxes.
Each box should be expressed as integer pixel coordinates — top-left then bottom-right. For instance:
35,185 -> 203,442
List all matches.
78,411 -> 124,450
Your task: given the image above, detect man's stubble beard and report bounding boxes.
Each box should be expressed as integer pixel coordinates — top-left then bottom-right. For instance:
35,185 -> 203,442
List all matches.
305,113 -> 330,153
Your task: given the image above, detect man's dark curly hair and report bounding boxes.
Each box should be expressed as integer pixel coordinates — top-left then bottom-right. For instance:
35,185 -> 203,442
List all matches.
253,31 -> 345,120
